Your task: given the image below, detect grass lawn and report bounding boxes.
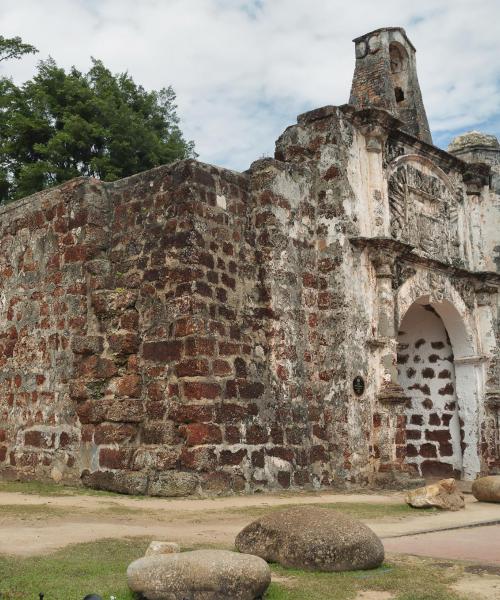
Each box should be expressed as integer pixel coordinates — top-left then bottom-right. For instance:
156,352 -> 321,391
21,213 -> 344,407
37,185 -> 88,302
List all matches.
228,502 -> 438,521
0,480 -> 120,498
0,537 -> 466,600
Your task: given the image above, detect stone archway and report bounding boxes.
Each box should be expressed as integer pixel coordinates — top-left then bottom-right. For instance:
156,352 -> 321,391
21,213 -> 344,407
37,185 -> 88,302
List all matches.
396,280 -> 482,480
398,301 -> 462,478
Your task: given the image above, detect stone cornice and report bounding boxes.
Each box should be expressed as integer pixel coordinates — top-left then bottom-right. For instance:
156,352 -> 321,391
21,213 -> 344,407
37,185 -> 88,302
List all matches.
350,236 -> 500,286
345,105 -> 493,188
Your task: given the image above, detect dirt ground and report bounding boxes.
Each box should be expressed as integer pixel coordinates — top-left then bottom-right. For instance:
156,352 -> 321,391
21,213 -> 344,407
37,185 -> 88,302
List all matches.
1,486 -> 499,599
1,488 -> 499,557
0,489 -> 405,556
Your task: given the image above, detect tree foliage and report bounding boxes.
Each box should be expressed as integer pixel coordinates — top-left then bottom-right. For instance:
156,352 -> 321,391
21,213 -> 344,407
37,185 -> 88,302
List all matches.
0,35 -> 38,62
0,55 -> 196,202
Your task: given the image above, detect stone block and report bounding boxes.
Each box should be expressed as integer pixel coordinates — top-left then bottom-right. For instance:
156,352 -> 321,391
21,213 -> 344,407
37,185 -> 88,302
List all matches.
147,471 -> 199,497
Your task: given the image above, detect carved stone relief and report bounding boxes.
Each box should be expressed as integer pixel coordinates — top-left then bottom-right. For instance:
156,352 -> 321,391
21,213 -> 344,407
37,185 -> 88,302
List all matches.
388,161 -> 462,263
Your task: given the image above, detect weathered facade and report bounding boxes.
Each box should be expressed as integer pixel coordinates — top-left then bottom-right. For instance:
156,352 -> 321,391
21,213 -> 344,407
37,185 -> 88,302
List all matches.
0,27 -> 498,495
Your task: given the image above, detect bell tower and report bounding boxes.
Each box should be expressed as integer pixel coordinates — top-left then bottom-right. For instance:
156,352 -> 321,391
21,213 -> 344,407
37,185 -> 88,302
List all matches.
349,27 -> 432,145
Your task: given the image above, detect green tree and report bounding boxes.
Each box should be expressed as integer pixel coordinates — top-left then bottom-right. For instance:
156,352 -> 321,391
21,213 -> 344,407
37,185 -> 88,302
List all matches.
0,35 -> 38,62
0,56 -> 195,202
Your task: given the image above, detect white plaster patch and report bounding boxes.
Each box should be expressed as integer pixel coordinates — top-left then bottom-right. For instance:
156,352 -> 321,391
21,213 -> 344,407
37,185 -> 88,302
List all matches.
216,194 -> 226,209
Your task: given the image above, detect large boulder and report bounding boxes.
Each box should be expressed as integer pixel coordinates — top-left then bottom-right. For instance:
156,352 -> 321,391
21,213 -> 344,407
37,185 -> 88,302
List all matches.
405,478 -> 465,510
472,476 -> 500,503
235,506 -> 384,572
127,549 -> 271,600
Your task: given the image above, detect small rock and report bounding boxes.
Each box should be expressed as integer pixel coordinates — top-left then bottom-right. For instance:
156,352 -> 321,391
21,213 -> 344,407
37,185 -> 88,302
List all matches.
235,506 -> 384,572
127,549 -> 271,600
472,476 -> 500,503
405,478 -> 465,510
145,541 -> 180,556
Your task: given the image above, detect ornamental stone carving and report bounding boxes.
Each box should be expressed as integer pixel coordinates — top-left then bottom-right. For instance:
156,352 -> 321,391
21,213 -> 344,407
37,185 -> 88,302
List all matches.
388,161 -> 461,264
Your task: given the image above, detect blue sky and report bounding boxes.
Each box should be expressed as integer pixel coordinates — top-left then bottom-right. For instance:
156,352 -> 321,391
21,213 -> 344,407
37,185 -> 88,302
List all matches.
2,0 -> 499,171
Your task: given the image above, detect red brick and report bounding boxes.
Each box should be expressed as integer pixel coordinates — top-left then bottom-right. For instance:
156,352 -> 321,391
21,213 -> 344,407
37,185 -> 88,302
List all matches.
180,423 -> 222,446
302,273 -> 317,288
251,450 -> 265,468
213,359 -> 233,376
318,291 -> 334,309
323,165 -> 340,180
143,340 -> 182,362
421,460 -> 456,478
184,381 -> 221,400
175,359 -> 210,377
246,424 -> 268,444
99,448 -> 131,469
58,431 -> 73,448
218,342 -> 240,356
220,448 -> 247,465
64,245 -> 87,262
145,401 -> 166,419
312,424 -> 328,440
238,381 -> 264,399
270,426 -> 284,444
180,447 -> 217,471
439,443 -> 454,457
112,374 -> 142,398
105,399 -> 143,422
169,404 -> 214,423
167,267 -> 204,284
142,421 -> 177,445
120,310 -> 139,330
267,446 -> 294,462
77,356 -> 117,379
419,443 -> 437,458
185,337 -> 216,357
429,413 -> 441,426
221,274 -> 235,290
108,333 -> 140,355
24,430 -> 55,448
310,444 -> 328,463
225,425 -> 241,444
426,429 -> 451,443
215,402 -> 247,422
277,471 -> 291,488
175,317 -> 205,337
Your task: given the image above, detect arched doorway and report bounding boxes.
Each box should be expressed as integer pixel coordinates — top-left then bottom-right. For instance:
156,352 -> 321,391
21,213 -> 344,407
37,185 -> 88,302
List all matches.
397,301 -> 463,478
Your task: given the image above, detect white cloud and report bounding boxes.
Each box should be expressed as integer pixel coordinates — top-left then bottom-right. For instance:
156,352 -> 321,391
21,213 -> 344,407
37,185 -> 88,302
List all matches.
1,0 -> 499,170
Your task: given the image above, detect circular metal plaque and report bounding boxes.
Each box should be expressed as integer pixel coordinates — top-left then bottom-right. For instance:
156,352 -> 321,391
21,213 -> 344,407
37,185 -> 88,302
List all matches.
353,376 -> 365,396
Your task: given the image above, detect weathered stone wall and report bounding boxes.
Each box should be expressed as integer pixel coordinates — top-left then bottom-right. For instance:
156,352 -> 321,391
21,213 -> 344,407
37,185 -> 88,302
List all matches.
0,28 -> 498,493
0,178 -> 108,482
73,161 -> 266,495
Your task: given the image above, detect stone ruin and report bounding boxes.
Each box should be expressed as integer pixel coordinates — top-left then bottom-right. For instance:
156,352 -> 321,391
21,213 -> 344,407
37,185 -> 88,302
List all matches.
0,27 -> 498,496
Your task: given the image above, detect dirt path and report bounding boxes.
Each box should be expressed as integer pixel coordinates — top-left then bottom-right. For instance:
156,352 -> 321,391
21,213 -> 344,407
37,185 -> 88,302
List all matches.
0,489 -> 401,511
384,524 -> 500,566
0,489 -> 402,556
0,488 -> 499,559
369,497 -> 500,538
